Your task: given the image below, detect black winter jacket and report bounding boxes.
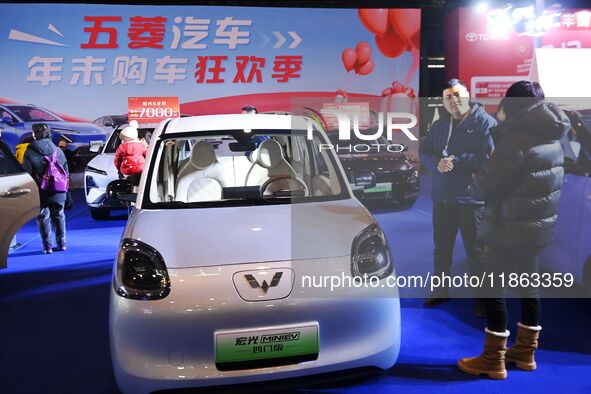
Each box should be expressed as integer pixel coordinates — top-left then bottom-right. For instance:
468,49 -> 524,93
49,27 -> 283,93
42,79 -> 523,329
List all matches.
420,103 -> 496,204
470,101 -> 570,248
22,138 -> 69,207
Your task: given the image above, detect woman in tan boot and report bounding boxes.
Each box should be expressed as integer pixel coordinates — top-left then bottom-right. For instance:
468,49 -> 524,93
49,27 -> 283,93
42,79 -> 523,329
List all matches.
505,322 -> 542,370
458,328 -> 509,379
458,81 -> 569,379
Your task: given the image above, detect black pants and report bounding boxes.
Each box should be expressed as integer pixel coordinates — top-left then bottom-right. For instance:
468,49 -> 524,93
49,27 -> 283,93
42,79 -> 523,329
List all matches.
486,245 -> 541,332
432,202 -> 486,289
124,173 -> 141,186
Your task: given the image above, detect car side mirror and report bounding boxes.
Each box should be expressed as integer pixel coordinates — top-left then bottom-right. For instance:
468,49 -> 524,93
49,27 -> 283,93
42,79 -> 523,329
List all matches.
107,179 -> 137,203
89,141 -> 104,153
353,170 -> 376,189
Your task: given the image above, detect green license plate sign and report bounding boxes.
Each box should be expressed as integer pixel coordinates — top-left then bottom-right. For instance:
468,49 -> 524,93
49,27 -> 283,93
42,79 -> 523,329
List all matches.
215,324 -> 319,364
364,182 -> 392,193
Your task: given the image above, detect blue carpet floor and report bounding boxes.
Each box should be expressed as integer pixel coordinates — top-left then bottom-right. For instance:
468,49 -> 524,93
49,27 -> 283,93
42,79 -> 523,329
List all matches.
1,182 -> 591,394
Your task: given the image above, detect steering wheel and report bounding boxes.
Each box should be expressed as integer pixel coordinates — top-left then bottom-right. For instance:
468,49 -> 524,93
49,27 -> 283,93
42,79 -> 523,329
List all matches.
261,175 -> 309,197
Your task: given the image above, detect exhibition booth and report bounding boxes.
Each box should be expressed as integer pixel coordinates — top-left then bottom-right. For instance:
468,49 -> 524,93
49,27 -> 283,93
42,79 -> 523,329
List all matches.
1,2 -> 590,394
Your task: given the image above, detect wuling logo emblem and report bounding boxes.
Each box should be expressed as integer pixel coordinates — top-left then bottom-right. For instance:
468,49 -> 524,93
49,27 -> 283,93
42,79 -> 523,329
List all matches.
245,272 -> 283,294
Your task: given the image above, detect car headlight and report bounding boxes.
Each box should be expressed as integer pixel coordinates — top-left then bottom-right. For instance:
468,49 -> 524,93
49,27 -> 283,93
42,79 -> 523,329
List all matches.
85,175 -> 98,194
351,224 -> 393,279
114,238 -> 171,300
86,165 -> 108,176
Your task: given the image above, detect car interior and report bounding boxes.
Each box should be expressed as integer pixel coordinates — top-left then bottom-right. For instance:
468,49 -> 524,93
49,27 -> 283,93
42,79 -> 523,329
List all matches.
147,132 -> 342,204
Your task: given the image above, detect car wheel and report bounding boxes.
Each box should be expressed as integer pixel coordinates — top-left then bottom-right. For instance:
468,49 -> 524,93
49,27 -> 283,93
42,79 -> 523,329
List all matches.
90,208 -> 110,220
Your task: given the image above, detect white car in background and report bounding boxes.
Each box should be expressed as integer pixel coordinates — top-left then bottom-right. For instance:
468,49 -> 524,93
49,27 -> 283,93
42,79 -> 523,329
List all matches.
84,124 -> 152,219
108,114 -> 401,393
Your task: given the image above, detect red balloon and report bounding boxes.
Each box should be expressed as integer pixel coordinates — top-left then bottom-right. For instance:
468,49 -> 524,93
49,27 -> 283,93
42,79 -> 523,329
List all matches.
375,28 -> 406,59
355,41 -> 372,66
411,31 -> 420,49
341,48 -> 357,72
389,9 -> 421,39
358,9 -> 389,36
381,87 -> 393,96
355,59 -> 375,76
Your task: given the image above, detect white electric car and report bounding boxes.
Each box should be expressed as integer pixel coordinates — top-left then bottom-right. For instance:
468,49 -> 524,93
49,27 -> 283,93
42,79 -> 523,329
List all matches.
84,124 -> 152,219
109,114 -> 401,394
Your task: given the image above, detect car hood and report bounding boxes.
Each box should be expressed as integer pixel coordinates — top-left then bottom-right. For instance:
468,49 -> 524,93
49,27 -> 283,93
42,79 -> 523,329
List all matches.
87,153 -> 117,174
43,121 -> 105,135
126,200 -> 373,268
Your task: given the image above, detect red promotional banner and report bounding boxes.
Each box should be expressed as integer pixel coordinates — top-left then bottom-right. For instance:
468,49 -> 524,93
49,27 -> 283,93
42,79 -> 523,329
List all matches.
128,96 -> 180,126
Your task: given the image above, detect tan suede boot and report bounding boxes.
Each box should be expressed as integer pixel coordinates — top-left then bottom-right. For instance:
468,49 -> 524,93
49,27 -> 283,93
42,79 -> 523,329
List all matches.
505,322 -> 542,371
457,328 -> 510,380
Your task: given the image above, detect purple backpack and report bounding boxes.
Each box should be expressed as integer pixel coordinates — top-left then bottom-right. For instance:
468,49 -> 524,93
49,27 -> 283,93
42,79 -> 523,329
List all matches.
40,150 -> 69,193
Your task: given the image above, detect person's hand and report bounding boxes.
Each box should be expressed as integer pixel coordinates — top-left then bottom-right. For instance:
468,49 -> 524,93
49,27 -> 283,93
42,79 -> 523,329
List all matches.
437,155 -> 455,173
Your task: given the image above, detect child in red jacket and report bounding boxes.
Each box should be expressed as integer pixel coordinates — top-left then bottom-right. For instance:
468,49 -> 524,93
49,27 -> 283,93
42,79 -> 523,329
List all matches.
114,121 -> 147,185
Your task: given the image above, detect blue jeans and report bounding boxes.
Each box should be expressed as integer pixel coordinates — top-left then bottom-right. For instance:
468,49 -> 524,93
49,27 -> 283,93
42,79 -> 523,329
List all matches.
37,202 -> 66,248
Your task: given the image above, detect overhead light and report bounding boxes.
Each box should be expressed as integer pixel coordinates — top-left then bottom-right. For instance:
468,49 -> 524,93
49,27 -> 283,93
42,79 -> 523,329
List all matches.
476,3 -> 489,13
427,65 -> 445,68
487,7 -> 514,35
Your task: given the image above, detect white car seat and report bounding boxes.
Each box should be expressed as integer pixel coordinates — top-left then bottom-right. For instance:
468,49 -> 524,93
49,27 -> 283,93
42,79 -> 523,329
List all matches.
245,139 -> 307,195
176,141 -> 232,202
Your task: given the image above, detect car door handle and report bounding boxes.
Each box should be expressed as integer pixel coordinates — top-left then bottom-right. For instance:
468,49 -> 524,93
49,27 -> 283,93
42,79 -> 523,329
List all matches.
0,188 -> 32,198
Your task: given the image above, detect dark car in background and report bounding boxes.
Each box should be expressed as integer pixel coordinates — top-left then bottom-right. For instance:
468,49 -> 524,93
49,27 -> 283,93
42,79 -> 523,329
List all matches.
0,104 -> 106,172
93,114 -> 129,134
327,132 -> 420,208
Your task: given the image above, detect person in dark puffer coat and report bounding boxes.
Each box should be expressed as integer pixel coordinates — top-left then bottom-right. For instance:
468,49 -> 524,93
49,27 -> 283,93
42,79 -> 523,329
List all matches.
458,81 -> 570,380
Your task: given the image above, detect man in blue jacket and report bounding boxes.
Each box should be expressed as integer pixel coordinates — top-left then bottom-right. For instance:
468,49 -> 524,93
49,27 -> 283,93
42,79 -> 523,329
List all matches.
419,79 -> 496,312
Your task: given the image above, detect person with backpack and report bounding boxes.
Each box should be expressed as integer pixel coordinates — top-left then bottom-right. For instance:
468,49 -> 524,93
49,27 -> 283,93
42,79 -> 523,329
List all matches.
23,123 -> 69,254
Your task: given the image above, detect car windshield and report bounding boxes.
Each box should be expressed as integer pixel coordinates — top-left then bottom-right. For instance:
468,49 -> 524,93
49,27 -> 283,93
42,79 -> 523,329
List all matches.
144,130 -> 347,208
6,105 -> 62,122
104,127 -> 153,153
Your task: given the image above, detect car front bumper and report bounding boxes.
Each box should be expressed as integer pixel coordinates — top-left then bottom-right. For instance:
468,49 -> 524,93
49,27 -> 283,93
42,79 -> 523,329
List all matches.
352,169 -> 420,203
110,259 -> 401,394
85,173 -> 125,210
65,144 -> 102,172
